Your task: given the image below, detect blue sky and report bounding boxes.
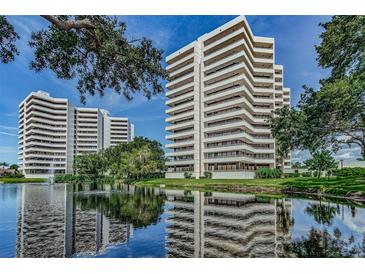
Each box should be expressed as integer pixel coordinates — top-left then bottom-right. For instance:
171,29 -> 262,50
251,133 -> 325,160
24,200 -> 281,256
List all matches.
0,15 -> 360,164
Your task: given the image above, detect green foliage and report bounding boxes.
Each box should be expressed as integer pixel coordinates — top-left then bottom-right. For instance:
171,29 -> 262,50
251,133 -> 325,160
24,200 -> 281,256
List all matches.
1,173 -> 24,178
312,171 -> 320,178
117,145 -> 157,181
1,177 -> 47,183
184,172 -> 193,179
334,167 -> 365,177
287,228 -> 365,258
316,16 -> 365,80
268,16 -> 365,160
103,137 -> 165,181
204,171 -> 212,179
0,16 -> 19,63
268,106 -> 304,171
301,171 -> 313,178
299,78 -> 365,158
75,187 -> 166,228
284,172 -> 300,178
305,203 -> 337,225
1,15 -> 167,104
255,167 -> 282,179
54,174 -> 114,185
9,164 -> 19,170
304,150 -> 337,178
292,162 -> 303,169
73,153 -> 107,176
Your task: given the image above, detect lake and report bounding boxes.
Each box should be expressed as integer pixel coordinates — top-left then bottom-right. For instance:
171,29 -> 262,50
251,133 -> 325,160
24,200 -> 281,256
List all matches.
0,183 -> 364,258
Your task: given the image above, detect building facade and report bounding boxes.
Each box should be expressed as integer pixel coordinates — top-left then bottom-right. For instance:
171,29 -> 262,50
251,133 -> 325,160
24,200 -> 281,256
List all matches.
165,16 -> 291,179
18,91 -> 134,178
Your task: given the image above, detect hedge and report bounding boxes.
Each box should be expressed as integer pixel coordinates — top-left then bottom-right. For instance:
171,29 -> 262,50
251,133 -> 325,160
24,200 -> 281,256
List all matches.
54,174 -> 115,184
334,167 -> 365,177
255,167 -> 282,179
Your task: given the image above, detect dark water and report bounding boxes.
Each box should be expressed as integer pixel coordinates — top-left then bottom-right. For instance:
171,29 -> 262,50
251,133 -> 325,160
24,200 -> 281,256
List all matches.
0,183 -> 365,258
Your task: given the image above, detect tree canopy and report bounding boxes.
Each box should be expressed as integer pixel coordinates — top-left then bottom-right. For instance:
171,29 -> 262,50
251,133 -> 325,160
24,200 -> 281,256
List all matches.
73,153 -> 108,176
0,15 -> 167,103
316,16 -> 365,81
304,150 -> 337,178
268,106 -> 303,171
73,137 -> 166,181
269,16 -> 365,160
287,227 -> 365,258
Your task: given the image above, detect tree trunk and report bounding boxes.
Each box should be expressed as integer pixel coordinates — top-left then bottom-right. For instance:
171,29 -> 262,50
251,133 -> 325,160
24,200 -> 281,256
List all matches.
280,156 -> 285,178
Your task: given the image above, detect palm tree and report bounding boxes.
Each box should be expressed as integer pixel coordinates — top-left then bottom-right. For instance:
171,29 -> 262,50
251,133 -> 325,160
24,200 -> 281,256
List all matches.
304,150 -> 337,179
305,202 -> 337,225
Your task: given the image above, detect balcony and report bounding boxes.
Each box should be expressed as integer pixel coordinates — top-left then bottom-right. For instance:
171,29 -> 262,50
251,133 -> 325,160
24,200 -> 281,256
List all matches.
166,139 -> 195,148
165,159 -> 195,166
166,82 -> 195,98
166,129 -> 195,140
165,100 -> 195,115
166,71 -> 194,90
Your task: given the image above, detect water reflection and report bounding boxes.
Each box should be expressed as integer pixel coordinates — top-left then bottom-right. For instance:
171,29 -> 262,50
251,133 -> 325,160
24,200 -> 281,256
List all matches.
164,191 -> 292,257
288,227 -> 365,257
15,184 -> 166,257
4,183 -> 365,258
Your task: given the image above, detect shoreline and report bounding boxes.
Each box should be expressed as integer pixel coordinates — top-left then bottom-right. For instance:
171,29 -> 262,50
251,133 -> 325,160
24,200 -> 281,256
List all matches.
134,176 -> 365,202
0,178 -> 48,183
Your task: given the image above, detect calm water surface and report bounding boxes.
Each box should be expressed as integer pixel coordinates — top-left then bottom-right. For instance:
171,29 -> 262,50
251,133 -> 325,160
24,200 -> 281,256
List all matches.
0,183 -> 365,258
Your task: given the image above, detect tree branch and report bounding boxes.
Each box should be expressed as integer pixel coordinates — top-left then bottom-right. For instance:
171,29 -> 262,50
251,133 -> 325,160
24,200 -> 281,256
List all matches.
41,15 -> 95,31
41,16 -> 102,52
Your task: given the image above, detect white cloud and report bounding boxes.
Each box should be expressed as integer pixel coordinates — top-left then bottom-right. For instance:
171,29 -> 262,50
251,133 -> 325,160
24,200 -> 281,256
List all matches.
0,125 -> 17,131
340,209 -> 365,234
333,146 -> 361,161
0,132 -> 17,136
334,152 -> 352,160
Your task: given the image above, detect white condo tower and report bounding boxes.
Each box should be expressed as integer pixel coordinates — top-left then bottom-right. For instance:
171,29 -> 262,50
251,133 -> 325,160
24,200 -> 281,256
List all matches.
165,16 -> 291,179
18,91 -> 134,178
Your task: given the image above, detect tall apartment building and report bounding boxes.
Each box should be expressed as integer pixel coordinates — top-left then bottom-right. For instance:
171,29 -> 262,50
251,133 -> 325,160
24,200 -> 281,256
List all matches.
18,91 -> 134,178
165,16 -> 291,179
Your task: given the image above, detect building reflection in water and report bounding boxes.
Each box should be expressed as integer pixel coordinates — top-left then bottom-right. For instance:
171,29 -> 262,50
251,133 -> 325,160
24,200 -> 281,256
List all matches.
16,184 -> 140,258
164,190 -> 292,258
15,184 -> 292,258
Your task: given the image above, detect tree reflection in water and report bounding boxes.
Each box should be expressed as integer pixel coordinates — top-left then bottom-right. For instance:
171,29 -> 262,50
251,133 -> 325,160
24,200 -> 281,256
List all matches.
287,228 -> 365,258
75,187 -> 166,228
305,202 -> 337,225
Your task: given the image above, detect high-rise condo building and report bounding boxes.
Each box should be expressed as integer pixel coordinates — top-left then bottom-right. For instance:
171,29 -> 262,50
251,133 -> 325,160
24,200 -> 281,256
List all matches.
18,91 -> 134,178
165,16 -> 291,179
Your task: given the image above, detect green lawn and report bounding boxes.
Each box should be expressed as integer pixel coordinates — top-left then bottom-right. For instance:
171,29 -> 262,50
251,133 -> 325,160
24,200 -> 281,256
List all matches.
135,176 -> 365,199
0,177 -> 48,183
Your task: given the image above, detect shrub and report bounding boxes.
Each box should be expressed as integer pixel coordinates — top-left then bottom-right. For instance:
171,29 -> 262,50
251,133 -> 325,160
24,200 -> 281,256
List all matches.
313,171 -> 320,178
284,172 -> 300,178
54,174 -> 114,184
255,167 -> 282,179
301,171 -> 312,177
3,173 -> 24,178
204,171 -> 212,179
334,167 -> 365,177
184,172 -> 192,179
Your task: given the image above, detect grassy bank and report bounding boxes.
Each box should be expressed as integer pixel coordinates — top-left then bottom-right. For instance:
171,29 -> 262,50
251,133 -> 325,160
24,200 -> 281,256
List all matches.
0,177 -> 48,183
135,176 -> 365,199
